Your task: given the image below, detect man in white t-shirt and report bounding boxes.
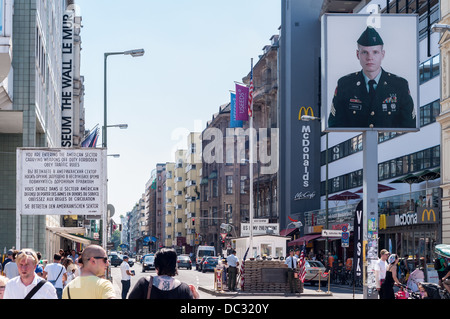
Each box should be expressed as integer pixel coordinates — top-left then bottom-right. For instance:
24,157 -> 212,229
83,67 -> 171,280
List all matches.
3,249 -> 57,299
43,254 -> 67,299
120,256 -> 134,299
375,249 -> 389,298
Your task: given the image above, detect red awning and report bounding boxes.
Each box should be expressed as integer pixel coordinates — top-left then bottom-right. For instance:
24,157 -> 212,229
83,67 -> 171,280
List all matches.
280,227 -> 299,237
288,234 -> 322,246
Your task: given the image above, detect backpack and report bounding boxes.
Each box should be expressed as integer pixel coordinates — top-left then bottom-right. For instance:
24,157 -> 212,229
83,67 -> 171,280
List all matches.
434,257 -> 442,271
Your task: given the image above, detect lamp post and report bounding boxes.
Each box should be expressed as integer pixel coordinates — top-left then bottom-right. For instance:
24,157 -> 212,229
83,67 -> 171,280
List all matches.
103,49 -> 145,148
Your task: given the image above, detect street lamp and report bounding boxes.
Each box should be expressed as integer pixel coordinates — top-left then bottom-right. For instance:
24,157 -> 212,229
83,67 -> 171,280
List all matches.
107,154 -> 120,158
431,24 -> 450,33
286,221 -> 303,229
103,49 -> 145,148
107,124 -> 128,130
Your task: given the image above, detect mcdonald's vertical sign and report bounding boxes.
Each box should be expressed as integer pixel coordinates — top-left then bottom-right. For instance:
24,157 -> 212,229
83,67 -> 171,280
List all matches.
279,0 -> 321,230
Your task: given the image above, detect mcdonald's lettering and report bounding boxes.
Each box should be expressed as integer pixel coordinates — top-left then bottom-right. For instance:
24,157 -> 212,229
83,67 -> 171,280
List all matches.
422,209 -> 436,222
301,125 -> 311,188
298,106 -> 315,120
395,213 -> 417,226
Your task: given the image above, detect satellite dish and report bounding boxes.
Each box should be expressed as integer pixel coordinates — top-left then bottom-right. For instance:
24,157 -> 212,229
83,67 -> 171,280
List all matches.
107,204 -> 115,218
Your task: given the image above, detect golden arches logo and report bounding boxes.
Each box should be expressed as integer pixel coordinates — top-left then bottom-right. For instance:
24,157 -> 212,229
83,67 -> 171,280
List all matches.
299,107 -> 315,120
422,209 -> 436,222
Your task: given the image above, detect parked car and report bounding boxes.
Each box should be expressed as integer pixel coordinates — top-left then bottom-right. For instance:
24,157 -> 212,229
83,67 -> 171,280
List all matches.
201,256 -> 219,273
177,255 -> 192,270
142,255 -> 155,272
305,260 -> 326,285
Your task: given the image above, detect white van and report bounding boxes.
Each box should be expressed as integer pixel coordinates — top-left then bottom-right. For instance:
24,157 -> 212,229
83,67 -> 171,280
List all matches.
196,246 -> 216,270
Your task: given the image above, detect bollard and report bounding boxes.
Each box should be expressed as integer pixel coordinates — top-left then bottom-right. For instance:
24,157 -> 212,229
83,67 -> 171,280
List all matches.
327,270 -> 331,294
317,270 -> 322,292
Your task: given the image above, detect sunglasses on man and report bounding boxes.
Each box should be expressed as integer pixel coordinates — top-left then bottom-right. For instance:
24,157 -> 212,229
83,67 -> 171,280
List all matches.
91,256 -> 108,263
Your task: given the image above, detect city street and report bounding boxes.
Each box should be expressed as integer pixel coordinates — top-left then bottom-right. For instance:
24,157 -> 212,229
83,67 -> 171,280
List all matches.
110,262 -> 363,300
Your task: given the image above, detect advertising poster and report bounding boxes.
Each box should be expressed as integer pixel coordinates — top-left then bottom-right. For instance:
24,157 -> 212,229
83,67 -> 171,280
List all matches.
322,14 -> 419,132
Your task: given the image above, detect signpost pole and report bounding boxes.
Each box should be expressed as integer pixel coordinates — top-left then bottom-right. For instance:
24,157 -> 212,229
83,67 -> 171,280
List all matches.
362,131 -> 379,299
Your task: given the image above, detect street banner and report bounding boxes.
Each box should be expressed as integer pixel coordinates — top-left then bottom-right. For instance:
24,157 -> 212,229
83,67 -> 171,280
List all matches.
229,92 -> 243,128
235,83 -> 249,121
16,148 -> 107,216
353,200 -> 363,280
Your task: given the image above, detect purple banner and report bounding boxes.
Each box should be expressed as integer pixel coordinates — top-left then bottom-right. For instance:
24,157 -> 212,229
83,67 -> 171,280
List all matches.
235,83 -> 249,121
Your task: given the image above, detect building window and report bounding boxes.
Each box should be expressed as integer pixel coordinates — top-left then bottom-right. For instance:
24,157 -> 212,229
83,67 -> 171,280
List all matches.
321,145 -> 440,196
420,99 -> 440,127
226,176 -> 233,194
419,54 -> 440,84
212,207 -> 218,226
212,179 -> 218,197
240,180 -> 246,194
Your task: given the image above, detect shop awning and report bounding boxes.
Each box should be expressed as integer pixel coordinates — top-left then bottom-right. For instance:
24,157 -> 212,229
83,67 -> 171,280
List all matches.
280,227 -> 298,237
46,226 -> 92,245
53,232 -> 92,245
208,171 -> 218,179
288,234 -> 322,246
46,227 -> 86,234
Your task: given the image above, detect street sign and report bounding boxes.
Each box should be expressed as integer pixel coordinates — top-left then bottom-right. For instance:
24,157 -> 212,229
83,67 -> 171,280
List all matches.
321,229 -> 342,237
341,231 -> 350,248
241,223 -> 280,236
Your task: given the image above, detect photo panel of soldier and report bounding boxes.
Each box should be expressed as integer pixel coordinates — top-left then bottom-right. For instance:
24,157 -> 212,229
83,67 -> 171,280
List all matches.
321,14 -> 419,132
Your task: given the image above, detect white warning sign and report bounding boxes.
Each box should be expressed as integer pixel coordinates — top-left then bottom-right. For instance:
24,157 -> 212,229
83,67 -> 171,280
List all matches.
17,148 -> 107,216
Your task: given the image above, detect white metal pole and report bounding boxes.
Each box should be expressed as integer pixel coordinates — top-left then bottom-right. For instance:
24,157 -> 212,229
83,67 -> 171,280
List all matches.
362,130 -> 379,299
249,58 -> 254,257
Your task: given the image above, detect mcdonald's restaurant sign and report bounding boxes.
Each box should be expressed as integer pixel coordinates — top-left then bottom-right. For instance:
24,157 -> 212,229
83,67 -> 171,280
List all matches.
298,106 -> 315,120
386,207 -> 439,228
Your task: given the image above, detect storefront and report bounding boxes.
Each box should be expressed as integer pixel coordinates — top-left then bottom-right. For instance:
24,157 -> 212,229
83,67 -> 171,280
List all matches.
379,206 -> 441,261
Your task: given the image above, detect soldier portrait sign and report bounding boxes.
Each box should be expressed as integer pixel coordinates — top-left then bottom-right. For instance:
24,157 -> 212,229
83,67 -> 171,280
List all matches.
321,14 -> 419,132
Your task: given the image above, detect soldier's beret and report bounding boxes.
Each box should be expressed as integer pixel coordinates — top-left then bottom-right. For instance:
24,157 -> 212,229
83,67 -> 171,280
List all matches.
357,26 -> 384,46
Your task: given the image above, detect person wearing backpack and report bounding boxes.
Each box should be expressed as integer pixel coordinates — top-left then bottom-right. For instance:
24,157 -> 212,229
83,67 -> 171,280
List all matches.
43,253 -> 67,299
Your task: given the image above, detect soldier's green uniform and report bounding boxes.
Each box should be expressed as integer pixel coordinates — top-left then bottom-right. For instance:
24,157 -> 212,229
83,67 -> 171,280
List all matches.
328,27 -> 416,129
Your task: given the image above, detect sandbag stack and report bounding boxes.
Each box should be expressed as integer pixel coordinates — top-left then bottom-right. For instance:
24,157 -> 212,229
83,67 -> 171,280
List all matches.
240,259 -> 303,293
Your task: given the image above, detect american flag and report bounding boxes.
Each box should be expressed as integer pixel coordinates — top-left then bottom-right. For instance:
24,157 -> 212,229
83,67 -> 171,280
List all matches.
81,127 -> 99,148
248,68 -> 253,117
239,247 -> 250,290
298,244 -> 306,283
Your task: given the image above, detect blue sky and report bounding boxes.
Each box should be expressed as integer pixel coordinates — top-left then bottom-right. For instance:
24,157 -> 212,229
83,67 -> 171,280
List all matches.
76,0 -> 281,222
